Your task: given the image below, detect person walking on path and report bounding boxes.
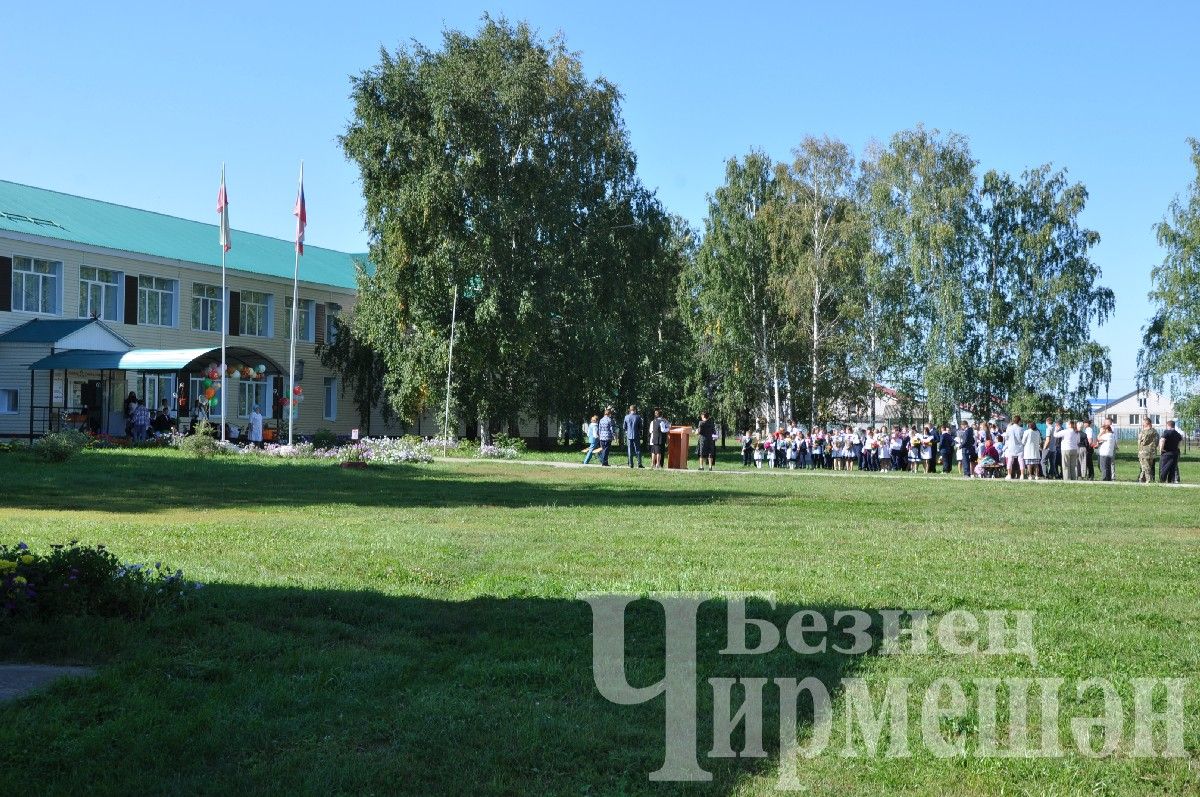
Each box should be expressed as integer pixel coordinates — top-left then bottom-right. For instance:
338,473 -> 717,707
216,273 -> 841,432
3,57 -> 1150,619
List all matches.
623,405 -> 644,468
1138,418 -> 1159,483
597,408 -> 616,466
1159,419 -> 1183,484
697,412 -> 717,471
1096,420 -> 1117,482
582,415 -> 600,465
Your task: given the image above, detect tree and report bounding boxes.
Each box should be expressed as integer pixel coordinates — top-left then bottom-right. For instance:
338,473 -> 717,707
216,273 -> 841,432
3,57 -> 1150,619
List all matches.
1140,138 -> 1200,407
316,313 -> 390,434
340,17 -> 664,443
680,152 -> 777,432
993,165 -> 1113,418
763,136 -> 867,428
866,126 -> 980,423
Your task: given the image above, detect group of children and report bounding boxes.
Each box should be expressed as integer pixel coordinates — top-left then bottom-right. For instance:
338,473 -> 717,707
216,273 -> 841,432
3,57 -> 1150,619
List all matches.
740,425 -> 943,472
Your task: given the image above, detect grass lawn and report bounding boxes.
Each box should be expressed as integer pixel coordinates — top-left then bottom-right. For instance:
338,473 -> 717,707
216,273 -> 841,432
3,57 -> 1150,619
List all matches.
1,449 -> 1198,795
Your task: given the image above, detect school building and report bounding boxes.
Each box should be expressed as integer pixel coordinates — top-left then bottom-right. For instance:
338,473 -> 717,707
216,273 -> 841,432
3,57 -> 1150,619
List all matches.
0,179 -> 407,441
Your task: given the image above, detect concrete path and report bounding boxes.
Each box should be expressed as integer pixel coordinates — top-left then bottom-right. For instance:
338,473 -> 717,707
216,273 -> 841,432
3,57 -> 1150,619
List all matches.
0,664 -> 94,703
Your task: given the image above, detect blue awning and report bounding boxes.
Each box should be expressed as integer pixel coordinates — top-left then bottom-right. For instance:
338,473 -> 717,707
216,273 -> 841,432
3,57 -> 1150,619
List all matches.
29,347 -> 284,372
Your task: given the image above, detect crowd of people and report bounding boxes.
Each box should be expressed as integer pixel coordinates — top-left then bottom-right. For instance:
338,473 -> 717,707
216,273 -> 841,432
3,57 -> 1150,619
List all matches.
120,391 -> 267,445
735,415 -> 1184,483
579,406 -> 1186,484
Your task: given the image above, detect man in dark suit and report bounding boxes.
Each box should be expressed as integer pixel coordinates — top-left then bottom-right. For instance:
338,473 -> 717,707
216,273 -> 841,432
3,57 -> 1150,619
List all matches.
623,404 -> 644,468
938,425 -> 955,473
955,421 -> 976,478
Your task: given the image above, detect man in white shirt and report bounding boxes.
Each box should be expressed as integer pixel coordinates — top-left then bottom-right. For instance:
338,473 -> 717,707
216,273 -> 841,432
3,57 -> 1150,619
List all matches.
248,404 -> 264,447
1055,421 -> 1081,481
1096,420 -> 1118,481
1004,416 -> 1025,479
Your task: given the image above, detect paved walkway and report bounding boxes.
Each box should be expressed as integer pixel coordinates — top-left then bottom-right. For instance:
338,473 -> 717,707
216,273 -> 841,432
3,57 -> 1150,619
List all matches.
0,664 -> 94,703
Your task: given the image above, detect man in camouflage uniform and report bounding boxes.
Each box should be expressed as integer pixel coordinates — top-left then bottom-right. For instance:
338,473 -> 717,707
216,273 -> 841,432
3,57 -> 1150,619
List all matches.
1137,418 -> 1159,483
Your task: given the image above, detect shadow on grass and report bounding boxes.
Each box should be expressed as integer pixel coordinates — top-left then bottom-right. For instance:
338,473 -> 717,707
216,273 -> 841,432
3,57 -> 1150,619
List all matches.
0,588 -> 883,795
0,449 -> 809,514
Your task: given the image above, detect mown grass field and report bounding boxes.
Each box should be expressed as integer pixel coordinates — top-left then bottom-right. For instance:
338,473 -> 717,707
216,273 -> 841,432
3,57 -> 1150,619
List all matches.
1,448 -> 1197,796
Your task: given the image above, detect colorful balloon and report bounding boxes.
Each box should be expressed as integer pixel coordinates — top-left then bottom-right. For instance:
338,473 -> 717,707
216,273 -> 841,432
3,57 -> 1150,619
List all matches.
203,378 -> 212,388
292,385 -> 303,395
204,387 -> 216,399
208,397 -> 219,408
256,364 -> 266,373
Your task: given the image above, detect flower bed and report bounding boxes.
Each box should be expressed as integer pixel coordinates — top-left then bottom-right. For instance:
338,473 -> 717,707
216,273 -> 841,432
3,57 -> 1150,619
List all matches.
1,541 -> 201,621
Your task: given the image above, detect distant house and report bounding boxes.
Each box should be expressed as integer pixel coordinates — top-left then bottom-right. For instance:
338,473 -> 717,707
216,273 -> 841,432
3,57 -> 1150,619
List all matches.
1091,389 -> 1174,434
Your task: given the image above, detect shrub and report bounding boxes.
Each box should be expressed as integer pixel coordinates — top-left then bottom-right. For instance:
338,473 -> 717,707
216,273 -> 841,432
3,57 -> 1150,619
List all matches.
311,428 -> 338,449
1,540 -> 201,621
175,421 -> 223,459
31,430 -> 89,462
477,444 -> 520,460
493,433 -> 528,454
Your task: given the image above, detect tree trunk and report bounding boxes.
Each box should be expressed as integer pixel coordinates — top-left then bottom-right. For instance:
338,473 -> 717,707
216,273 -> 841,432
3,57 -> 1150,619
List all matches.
810,280 -> 821,432
537,414 -> 549,451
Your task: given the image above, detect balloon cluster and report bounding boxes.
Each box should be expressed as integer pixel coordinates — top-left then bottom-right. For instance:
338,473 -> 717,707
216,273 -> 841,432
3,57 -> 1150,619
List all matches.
199,364 -> 268,409
282,384 -> 305,414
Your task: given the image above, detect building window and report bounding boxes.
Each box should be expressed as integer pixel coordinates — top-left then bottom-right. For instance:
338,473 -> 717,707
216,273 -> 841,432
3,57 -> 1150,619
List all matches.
142,375 -> 175,414
325,303 -> 340,344
323,377 -> 337,420
1149,414 -> 1161,425
0,389 -> 18,414
189,375 -> 223,418
238,382 -> 268,418
138,276 -> 177,326
12,255 -> 61,314
239,290 -> 273,337
78,266 -> 122,320
285,298 -> 315,342
1137,395 -> 1147,408
192,283 -> 223,332
1128,414 -> 1140,426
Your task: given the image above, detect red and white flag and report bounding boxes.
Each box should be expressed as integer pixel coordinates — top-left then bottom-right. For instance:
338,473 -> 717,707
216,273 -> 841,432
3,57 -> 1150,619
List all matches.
217,166 -> 231,253
293,165 -> 306,255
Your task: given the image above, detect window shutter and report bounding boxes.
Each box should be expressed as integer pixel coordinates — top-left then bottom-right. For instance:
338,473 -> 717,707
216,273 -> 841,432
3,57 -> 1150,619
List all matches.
0,256 -> 11,312
228,291 -> 241,336
124,275 -> 139,324
315,303 -> 326,345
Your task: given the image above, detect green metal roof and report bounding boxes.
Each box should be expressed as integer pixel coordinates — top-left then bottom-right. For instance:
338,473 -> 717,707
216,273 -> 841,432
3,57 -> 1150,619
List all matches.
30,347 -> 284,372
0,180 -> 368,290
0,318 -> 97,343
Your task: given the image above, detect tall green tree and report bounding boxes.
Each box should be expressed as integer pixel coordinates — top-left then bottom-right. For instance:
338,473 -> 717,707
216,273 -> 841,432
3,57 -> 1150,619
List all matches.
680,152 -> 777,431
763,136 -> 867,428
984,166 -> 1113,418
1140,138 -> 1200,413
341,17 -> 665,442
866,126 -> 979,422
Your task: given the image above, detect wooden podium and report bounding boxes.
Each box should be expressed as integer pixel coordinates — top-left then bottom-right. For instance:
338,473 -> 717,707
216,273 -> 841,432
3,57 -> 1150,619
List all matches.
667,426 -> 691,469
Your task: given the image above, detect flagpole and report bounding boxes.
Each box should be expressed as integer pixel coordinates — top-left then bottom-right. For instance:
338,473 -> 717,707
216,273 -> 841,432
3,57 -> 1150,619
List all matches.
287,161 -> 303,447
219,163 -> 227,442
443,286 -> 457,455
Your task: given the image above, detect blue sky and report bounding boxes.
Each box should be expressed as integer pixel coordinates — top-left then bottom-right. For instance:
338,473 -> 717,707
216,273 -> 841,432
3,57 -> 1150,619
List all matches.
4,1 -> 1198,395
